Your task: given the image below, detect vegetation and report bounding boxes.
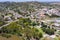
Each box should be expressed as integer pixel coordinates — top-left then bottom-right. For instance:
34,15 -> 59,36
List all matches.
0,18 -> 43,40
0,1 -> 60,40
41,22 -> 56,35
0,21 -> 5,26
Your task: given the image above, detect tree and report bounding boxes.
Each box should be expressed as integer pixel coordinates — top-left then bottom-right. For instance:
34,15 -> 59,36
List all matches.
0,14 -> 5,26
1,22 -> 21,34
41,22 -> 47,28
42,28 -> 55,35
18,18 -> 31,27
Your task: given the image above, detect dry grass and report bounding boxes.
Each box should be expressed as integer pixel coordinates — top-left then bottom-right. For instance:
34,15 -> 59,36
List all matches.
0,35 -> 21,40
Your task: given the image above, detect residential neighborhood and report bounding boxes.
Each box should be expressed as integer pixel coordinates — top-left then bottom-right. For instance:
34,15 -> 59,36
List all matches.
0,1 -> 60,40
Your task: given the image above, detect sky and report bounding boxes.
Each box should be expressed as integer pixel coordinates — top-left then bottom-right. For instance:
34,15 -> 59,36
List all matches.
0,0 -> 60,2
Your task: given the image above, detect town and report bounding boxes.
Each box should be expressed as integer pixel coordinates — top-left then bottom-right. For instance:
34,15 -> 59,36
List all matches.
0,1 -> 60,40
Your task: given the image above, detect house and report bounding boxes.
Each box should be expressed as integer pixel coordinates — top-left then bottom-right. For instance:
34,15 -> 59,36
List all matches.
52,23 -> 60,27
47,8 -> 60,16
42,7 -> 48,12
50,35 -> 56,38
54,19 -> 60,23
13,13 -> 23,19
51,23 -> 60,30
43,34 -> 49,37
36,10 -> 45,19
43,34 -> 56,40
4,15 -> 12,22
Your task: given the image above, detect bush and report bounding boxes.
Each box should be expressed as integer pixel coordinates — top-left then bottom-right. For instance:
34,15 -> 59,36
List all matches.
1,33 -> 11,38
42,28 -> 55,35
45,28 -> 55,35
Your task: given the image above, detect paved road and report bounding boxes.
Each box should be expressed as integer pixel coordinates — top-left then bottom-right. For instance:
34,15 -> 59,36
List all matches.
0,20 -> 19,29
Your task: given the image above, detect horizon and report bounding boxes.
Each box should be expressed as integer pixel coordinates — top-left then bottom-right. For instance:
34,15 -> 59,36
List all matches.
0,0 -> 60,2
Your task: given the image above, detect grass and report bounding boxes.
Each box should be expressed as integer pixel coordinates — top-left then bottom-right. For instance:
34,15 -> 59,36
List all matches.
54,37 -> 60,40
0,35 -> 21,40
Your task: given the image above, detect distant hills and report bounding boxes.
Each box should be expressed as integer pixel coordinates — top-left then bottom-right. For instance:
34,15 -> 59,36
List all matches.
0,1 -> 60,14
